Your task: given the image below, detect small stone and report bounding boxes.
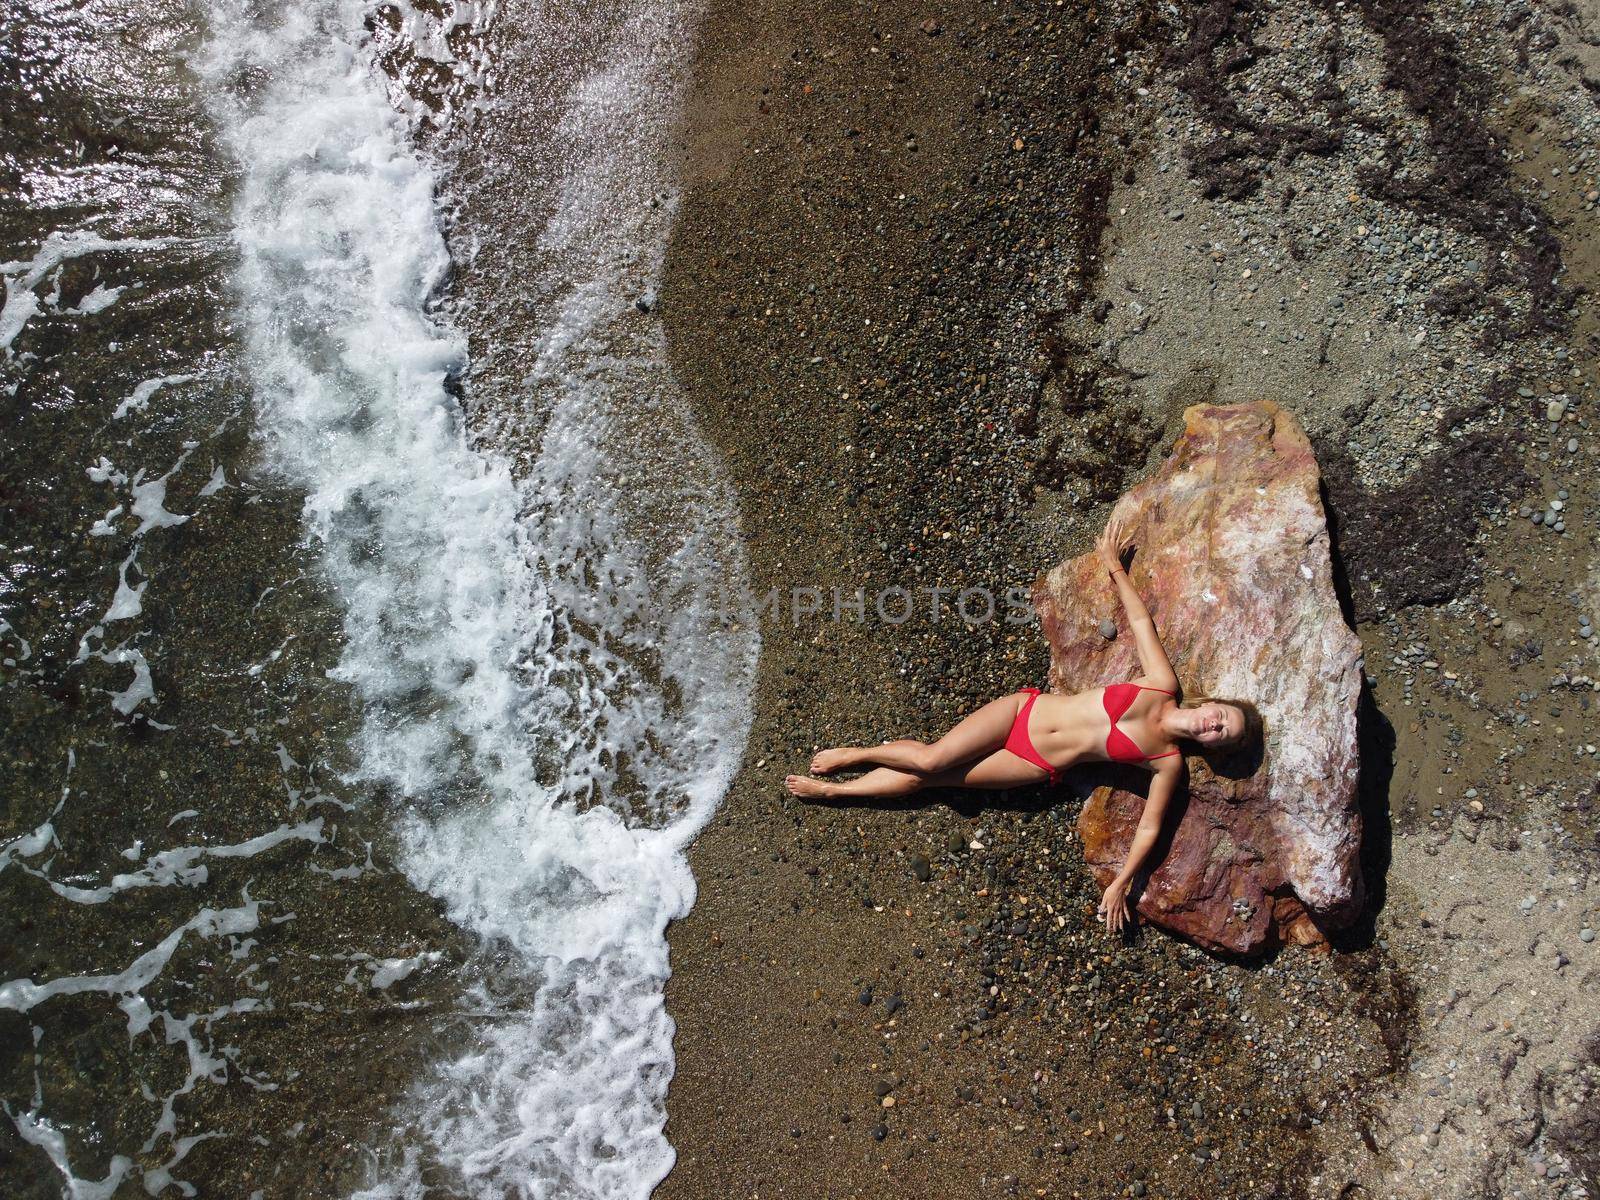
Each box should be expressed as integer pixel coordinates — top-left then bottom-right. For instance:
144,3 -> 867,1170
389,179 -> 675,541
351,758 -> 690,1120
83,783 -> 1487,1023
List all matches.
1520,896 -> 1537,912
1568,438 -> 1579,453
1547,400 -> 1567,422
1580,928 -> 1595,943
909,854 -> 931,882
871,1124 -> 887,1142
1099,618 -> 1118,640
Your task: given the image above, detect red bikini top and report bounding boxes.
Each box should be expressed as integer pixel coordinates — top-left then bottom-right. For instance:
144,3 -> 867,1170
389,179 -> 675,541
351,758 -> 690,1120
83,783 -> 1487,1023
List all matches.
1103,683 -> 1182,764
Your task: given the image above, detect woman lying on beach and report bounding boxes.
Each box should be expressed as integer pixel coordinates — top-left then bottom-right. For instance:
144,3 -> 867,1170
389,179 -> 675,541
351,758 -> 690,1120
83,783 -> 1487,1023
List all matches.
785,515 -> 1263,934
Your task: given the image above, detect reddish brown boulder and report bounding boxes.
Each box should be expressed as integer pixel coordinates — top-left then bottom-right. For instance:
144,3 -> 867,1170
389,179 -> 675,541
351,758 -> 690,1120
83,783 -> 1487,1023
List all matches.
1034,401 -> 1364,954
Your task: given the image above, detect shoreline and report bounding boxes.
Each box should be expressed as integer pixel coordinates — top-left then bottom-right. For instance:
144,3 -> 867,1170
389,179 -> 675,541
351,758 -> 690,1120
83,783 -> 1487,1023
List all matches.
657,1 -> 1600,1197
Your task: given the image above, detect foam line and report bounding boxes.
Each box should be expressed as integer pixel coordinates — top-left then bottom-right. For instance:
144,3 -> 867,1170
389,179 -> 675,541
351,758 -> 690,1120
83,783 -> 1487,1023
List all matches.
7,821 -> 325,906
196,1 -> 757,1195
0,895 -> 263,1013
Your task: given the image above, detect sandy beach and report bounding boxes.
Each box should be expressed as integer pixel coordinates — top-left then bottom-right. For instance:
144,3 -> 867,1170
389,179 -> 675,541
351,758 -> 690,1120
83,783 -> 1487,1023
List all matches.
657,1 -> 1600,1196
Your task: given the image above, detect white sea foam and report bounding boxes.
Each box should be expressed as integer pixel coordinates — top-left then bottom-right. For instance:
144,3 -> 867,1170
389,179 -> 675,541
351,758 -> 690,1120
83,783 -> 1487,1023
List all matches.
113,373 -> 196,420
0,894 -> 263,1013
197,1 -> 755,1197
1,232 -> 179,355
3,820 -> 325,905
67,282 -> 126,315
4,1108 -> 134,1200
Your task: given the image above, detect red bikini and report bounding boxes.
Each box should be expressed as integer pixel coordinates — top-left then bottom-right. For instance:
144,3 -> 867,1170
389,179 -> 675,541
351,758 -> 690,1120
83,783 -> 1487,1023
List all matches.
1004,684 -> 1181,784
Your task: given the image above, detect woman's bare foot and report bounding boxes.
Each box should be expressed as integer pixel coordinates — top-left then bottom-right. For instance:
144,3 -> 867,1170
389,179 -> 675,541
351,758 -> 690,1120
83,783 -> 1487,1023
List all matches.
810,746 -> 860,774
785,774 -> 835,800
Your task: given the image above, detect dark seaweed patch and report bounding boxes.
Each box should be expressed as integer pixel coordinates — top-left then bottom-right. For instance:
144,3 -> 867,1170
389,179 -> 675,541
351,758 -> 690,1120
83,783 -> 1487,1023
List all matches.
1163,0 -> 1346,201
1347,0 -> 1572,338
1161,0 -> 1572,340
1318,425 -> 1527,621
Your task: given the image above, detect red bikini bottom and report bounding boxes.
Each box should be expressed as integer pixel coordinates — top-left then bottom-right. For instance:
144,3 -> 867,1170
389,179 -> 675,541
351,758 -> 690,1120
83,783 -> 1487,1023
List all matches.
1002,688 -> 1060,784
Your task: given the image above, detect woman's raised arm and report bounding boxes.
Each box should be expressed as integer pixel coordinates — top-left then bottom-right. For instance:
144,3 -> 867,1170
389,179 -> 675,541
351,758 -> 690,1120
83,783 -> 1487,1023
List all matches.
1095,515 -> 1178,692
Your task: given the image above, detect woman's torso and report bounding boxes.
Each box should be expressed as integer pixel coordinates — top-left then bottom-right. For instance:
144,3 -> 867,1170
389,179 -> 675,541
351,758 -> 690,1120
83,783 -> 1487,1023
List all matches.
1026,682 -> 1174,769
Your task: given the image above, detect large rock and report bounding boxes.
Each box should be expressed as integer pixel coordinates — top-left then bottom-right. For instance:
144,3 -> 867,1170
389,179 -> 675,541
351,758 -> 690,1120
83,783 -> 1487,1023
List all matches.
1034,401 -> 1364,955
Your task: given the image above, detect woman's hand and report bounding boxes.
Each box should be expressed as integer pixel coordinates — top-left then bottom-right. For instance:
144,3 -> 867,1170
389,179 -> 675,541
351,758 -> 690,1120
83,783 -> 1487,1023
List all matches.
1096,512 -> 1131,575
1097,876 -> 1132,935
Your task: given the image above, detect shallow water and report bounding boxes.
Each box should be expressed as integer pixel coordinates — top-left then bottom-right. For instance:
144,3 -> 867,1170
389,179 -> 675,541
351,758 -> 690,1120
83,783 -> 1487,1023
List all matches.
1,1 -> 754,1195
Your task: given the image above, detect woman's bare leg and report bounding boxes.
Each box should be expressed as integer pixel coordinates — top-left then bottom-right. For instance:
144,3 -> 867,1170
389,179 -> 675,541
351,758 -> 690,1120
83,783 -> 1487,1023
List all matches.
810,739 -> 923,774
787,766 -> 923,800
810,693 -> 1026,775
787,747 -> 1052,801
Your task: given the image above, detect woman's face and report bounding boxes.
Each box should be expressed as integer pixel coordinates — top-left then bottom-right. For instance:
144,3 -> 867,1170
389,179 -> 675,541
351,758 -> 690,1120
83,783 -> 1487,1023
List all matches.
1188,702 -> 1244,747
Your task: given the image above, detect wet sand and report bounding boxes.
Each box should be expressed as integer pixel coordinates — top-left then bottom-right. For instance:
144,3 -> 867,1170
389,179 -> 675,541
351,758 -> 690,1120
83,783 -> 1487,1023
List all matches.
657,1 -> 1600,1197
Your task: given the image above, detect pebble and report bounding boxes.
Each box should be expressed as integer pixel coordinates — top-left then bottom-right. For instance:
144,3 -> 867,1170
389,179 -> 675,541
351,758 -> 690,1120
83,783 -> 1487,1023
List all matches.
1581,928 -> 1595,943
1099,617 -> 1118,640
1547,399 -> 1567,422
1520,896 -> 1537,912
910,854 -> 932,882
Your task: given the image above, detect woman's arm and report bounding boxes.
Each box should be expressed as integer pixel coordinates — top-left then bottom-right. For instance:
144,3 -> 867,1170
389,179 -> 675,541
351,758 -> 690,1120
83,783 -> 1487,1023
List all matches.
1097,758 -> 1180,934
1095,516 -> 1178,692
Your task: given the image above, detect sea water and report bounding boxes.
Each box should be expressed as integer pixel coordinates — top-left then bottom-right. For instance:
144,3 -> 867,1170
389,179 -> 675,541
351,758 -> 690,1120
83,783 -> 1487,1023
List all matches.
1,0 -> 754,1195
